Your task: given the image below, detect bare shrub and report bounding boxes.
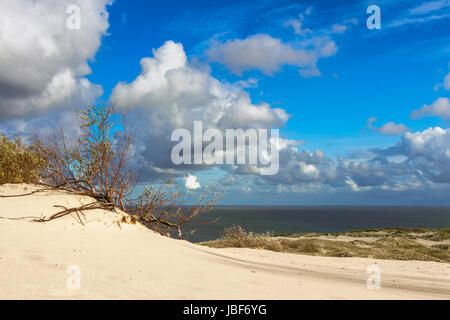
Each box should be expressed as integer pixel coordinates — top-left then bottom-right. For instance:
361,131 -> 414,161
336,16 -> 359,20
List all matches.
134,178 -> 221,238
27,105 -> 220,237
34,106 -> 136,209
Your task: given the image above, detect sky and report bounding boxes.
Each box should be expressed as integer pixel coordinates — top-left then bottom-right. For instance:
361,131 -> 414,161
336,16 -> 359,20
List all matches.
0,0 -> 450,205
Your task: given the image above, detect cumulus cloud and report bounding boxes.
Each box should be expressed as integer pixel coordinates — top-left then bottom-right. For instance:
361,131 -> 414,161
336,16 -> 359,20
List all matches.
0,0 -> 110,120
335,127 -> 450,187
185,174 -> 201,190
367,117 -> 409,135
223,126 -> 450,196
438,72 -> 450,90
207,34 -> 337,77
379,127 -> 450,183
110,40 -> 290,179
235,77 -> 259,88
444,73 -> 450,90
434,70 -> 450,91
284,19 -> 312,36
109,40 -> 450,193
411,97 -> 450,119
284,8 -> 313,36
258,148 -> 334,185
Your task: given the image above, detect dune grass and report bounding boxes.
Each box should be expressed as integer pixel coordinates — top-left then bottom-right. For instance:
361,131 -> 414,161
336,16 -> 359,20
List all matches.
202,226 -> 450,263
205,225 -> 283,252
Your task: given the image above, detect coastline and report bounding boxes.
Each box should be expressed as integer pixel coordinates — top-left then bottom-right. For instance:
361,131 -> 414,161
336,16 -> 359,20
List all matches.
184,206 -> 450,243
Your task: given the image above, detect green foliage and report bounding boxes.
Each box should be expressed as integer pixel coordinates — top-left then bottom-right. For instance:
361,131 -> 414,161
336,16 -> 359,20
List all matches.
0,134 -> 45,184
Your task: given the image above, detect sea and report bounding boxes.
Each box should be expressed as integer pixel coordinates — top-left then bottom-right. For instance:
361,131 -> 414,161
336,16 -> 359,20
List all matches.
183,206 -> 450,243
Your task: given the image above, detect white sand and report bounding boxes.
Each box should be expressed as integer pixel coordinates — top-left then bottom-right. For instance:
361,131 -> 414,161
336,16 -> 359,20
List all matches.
0,184 -> 449,300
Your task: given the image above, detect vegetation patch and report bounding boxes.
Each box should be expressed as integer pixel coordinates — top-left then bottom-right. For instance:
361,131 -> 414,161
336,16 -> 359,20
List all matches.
0,105 -> 220,238
203,226 -> 450,263
0,134 -> 45,185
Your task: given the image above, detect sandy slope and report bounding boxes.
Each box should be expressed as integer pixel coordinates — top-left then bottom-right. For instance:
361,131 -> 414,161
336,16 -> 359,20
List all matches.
0,184 -> 449,300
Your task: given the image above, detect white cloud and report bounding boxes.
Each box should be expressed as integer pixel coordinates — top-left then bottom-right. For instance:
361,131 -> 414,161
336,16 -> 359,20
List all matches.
219,174 -> 236,186
434,70 -> 450,91
299,67 -> 322,78
284,19 -> 312,36
402,127 -> 449,156
185,174 -> 201,190
345,177 -> 361,192
372,127 -> 450,184
234,126 -> 450,192
367,117 -> 409,135
390,13 -> 450,28
299,162 -> 320,180
411,97 -> 450,119
331,24 -> 347,34
162,124 -> 448,199
442,73 -> 450,90
284,8 -> 313,36
0,0 -> 110,120
389,1 -> 450,28
317,40 -> 338,57
409,0 -> 450,15
207,34 -> 337,77
110,41 -> 290,179
328,18 -> 358,34
235,78 -> 259,88
112,40 -> 289,128
399,127 -> 450,183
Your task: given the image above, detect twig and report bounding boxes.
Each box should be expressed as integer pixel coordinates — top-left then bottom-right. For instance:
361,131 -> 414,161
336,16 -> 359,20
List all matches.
0,188 -> 53,198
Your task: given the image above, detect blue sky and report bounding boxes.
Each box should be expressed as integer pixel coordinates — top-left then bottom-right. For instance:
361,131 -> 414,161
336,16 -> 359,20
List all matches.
89,0 -> 450,152
0,0 -> 450,205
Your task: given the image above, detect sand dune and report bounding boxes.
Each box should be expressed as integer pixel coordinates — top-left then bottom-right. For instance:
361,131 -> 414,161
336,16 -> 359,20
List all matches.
0,184 -> 449,299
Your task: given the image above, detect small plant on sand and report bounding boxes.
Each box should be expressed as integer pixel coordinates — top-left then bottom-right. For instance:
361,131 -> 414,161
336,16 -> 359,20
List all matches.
211,225 -> 282,252
0,134 -> 45,184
